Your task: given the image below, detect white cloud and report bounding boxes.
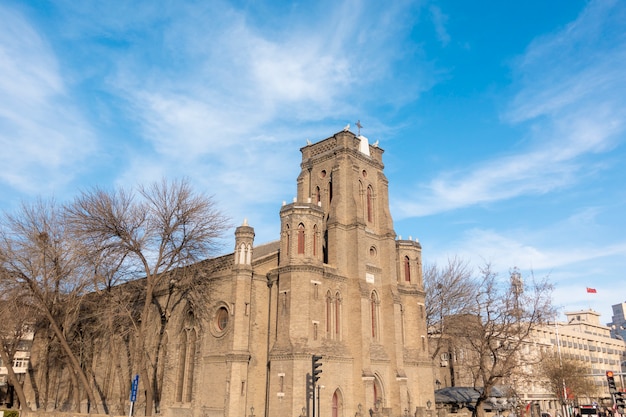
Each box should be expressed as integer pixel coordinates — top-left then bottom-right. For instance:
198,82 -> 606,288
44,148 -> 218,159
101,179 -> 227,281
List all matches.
429,5 -> 450,47
395,0 -> 626,219
0,5 -> 96,195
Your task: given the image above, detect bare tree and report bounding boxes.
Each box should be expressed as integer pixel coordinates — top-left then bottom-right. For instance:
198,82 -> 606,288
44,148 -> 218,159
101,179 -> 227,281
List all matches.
539,352 -> 597,406
426,260 -> 555,417
0,288 -> 34,411
444,264 -> 555,417
424,256 -> 477,363
0,199 -> 99,412
65,178 -> 230,415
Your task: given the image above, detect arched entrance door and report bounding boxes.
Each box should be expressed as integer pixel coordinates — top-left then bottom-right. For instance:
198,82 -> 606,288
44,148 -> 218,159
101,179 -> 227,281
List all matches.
332,389 -> 343,417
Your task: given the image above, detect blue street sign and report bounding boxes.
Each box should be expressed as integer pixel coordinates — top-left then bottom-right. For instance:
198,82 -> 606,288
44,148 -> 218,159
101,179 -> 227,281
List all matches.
130,374 -> 139,402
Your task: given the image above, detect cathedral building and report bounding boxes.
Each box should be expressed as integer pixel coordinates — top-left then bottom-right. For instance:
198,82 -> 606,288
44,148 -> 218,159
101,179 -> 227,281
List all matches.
24,130 -> 434,417
184,130 -> 435,417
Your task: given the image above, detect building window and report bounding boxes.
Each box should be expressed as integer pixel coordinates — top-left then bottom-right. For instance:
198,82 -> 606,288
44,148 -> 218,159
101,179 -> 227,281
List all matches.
177,324 -> 197,403
298,223 -> 305,254
185,329 -> 196,403
404,256 -> 411,282
316,186 -> 321,204
326,291 -> 333,337
373,376 -> 383,409
324,291 -> 342,340
313,225 -> 318,257
371,291 -> 380,340
329,177 -> 333,204
335,291 -> 342,339
400,305 -> 405,344
332,389 -> 343,417
216,307 -> 229,331
326,291 -> 333,336
367,186 -> 373,223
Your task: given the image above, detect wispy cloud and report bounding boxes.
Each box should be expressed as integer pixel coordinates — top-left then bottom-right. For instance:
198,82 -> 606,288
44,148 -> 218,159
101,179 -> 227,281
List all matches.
395,0 -> 626,219
0,5 -> 96,196
429,5 -> 450,47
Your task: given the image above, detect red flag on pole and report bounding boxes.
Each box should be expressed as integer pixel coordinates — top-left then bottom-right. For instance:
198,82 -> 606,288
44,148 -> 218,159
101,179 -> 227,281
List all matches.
586,287 -> 597,293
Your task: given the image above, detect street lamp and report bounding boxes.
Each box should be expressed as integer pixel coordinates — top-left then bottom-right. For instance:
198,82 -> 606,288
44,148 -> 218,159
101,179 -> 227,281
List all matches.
427,400 -> 432,410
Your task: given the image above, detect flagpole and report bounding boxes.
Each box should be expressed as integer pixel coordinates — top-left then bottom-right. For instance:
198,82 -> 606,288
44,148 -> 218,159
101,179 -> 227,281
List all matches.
555,317 -> 570,417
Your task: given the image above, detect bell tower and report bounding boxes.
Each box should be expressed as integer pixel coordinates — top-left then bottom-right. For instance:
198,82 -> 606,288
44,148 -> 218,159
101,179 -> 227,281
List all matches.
296,131 -> 395,274
267,129 -> 432,417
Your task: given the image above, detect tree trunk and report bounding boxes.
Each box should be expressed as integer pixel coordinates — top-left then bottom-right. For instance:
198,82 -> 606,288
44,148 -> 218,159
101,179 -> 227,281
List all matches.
136,280 -> 156,416
0,347 -> 31,411
41,304 -> 99,413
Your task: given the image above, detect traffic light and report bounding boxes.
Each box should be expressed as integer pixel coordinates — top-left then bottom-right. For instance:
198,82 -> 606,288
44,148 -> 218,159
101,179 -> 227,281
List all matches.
312,354 -> 323,384
615,391 -> 625,414
607,371 -> 617,394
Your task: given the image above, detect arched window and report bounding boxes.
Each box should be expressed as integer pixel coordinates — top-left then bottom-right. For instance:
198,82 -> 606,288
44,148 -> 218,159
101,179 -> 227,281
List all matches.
297,223 -> 305,254
176,332 -> 187,402
285,224 -> 290,255
177,312 -> 196,403
316,186 -> 321,204
359,181 -> 365,216
313,225 -> 318,257
373,376 -> 383,410
371,291 -> 379,340
367,186 -> 373,223
185,329 -> 196,403
332,389 -> 343,417
335,291 -> 341,339
156,333 -> 168,412
238,243 -> 246,264
326,291 -> 333,336
404,256 -> 411,282
329,178 -> 333,204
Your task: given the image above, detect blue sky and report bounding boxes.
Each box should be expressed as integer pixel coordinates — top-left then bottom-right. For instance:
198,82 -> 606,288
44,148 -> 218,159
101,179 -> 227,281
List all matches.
1,0 -> 625,323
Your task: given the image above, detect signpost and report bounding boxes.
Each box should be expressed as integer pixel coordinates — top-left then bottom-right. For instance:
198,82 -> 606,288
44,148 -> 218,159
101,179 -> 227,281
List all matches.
129,374 -> 139,417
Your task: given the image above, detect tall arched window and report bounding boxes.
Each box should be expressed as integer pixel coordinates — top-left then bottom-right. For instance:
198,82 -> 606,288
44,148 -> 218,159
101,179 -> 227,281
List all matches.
285,224 -> 290,255
176,332 -> 187,402
367,186 -> 373,223
326,291 -> 333,336
297,223 -> 305,254
156,333 -> 168,412
176,329 -> 196,402
185,329 -> 196,403
332,389 -> 343,417
373,376 -> 383,410
359,181 -> 365,217
371,291 -> 379,340
404,256 -> 411,282
177,312 -> 196,403
313,225 -> 318,257
335,291 -> 341,339
316,186 -> 321,204
329,178 -> 333,204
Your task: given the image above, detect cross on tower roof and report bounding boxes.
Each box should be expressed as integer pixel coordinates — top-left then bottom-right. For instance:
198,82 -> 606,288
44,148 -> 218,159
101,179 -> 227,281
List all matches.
355,120 -> 363,136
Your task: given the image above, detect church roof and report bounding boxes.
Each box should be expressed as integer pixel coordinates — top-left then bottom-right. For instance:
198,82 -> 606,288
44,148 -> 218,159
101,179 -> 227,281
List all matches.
252,240 -> 280,260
